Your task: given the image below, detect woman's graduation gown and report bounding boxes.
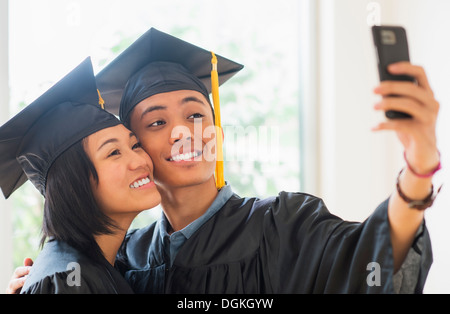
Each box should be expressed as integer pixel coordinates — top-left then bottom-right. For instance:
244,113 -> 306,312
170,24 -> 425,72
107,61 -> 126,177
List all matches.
118,191 -> 432,294
21,240 -> 133,294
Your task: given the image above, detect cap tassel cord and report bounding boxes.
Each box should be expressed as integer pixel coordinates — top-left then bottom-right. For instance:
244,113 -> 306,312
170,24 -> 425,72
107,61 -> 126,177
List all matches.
97,89 -> 105,110
211,52 -> 224,189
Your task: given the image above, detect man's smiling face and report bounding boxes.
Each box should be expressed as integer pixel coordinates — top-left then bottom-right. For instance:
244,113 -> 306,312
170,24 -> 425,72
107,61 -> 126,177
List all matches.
129,89 -> 217,190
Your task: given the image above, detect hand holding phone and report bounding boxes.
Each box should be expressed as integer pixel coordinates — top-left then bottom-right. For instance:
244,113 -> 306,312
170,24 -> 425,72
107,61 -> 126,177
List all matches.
372,25 -> 415,119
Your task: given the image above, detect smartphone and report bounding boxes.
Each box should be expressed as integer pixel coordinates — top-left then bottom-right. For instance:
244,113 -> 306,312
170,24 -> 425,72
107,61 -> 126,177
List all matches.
372,25 -> 414,119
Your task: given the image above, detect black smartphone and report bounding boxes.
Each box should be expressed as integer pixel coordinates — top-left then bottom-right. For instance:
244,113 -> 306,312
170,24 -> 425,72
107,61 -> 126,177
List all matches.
372,25 -> 415,119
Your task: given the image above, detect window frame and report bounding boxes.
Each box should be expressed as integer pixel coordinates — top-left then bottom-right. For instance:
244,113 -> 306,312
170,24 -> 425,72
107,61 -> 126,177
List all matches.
0,0 -> 13,291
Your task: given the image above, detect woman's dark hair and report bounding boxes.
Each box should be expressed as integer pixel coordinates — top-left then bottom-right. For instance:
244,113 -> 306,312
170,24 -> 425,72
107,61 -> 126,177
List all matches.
41,139 -> 118,263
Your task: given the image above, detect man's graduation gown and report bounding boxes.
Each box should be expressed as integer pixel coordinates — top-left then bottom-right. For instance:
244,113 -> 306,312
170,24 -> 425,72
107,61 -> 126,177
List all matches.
21,240 -> 134,294
117,186 -> 432,294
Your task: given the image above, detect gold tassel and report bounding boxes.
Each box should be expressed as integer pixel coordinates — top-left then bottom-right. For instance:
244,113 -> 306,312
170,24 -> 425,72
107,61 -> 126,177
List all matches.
97,89 -> 105,110
211,52 -> 225,189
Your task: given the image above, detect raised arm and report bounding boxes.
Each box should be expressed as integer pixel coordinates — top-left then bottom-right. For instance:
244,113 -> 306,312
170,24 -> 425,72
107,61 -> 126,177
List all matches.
372,62 -> 440,272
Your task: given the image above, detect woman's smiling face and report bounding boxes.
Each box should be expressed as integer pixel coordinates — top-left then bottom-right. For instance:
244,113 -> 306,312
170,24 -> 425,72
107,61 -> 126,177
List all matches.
84,124 -> 161,219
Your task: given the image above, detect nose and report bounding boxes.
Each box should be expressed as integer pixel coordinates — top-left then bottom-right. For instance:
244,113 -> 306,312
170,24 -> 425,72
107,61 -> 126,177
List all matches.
169,125 -> 192,145
128,149 -> 152,172
169,137 -> 181,145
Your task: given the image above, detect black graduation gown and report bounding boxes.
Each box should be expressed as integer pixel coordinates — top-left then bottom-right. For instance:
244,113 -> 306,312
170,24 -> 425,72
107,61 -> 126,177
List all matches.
21,240 -> 134,294
117,192 -> 432,294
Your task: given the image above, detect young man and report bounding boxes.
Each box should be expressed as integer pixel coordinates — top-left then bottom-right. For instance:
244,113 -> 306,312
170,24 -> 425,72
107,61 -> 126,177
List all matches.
96,28 -> 440,293
8,28 -> 439,293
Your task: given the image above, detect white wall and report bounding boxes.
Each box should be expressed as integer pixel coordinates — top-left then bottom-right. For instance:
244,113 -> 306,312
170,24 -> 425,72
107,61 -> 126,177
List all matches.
314,0 -> 450,293
0,0 -> 13,294
315,0 -> 401,221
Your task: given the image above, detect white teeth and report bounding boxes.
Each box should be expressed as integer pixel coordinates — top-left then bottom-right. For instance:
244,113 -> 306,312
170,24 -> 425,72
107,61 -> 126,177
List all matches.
130,177 -> 151,189
170,151 -> 200,161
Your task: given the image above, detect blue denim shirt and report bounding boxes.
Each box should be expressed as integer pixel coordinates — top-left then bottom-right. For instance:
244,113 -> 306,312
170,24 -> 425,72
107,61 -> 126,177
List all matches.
158,183 -> 234,266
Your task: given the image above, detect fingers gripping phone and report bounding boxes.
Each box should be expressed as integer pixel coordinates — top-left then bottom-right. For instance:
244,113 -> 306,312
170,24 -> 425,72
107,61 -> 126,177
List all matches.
372,25 -> 415,119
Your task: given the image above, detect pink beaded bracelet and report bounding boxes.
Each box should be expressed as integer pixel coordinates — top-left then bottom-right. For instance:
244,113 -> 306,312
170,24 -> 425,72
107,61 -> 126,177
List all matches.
404,151 -> 441,178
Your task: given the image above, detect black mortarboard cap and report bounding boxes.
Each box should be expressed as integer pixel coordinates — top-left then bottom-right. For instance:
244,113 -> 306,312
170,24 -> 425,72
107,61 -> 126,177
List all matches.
95,27 -> 244,124
0,57 -> 120,199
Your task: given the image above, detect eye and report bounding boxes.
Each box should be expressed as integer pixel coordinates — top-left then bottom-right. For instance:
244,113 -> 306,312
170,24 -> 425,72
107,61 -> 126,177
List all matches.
148,120 -> 166,128
132,142 -> 142,150
188,113 -> 204,119
108,149 -> 120,158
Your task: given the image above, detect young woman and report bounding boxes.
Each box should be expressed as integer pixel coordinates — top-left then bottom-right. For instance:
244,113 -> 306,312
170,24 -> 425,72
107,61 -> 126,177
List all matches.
1,58 -> 160,294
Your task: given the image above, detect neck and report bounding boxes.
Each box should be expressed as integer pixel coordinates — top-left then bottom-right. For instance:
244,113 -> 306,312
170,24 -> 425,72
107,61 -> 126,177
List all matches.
158,177 -> 218,232
94,214 -> 136,266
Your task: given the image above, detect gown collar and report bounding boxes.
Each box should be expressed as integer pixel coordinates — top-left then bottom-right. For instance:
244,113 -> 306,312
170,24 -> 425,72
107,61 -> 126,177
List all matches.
159,182 -> 234,240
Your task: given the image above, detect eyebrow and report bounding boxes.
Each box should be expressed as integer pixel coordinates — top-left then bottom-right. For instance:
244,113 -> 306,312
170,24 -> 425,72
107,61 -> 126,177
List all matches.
140,105 -> 167,120
181,96 -> 207,106
97,132 -> 135,152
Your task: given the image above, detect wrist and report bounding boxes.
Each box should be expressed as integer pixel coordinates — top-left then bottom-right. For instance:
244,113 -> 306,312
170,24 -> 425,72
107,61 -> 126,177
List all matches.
404,150 -> 441,178
396,168 -> 442,210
